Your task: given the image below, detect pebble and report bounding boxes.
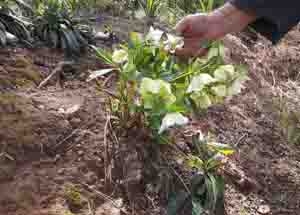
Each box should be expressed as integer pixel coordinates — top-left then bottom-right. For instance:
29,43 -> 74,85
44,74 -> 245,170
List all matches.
54,154 -> 61,162
65,104 -> 81,114
78,150 -> 84,156
38,105 -> 45,110
57,169 -> 64,175
70,117 -> 81,126
258,205 -> 271,214
94,31 -> 110,40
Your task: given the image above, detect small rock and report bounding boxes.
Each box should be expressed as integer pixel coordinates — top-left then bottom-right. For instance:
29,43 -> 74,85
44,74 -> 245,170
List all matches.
53,176 -> 65,184
38,105 -> 45,110
78,150 -> 84,156
54,154 -> 61,162
58,107 -> 65,114
65,104 -> 81,114
76,143 -> 81,148
70,117 -> 81,126
6,32 -> 18,44
58,169 -> 64,175
94,31 -> 110,40
258,205 -> 271,214
58,119 -> 70,128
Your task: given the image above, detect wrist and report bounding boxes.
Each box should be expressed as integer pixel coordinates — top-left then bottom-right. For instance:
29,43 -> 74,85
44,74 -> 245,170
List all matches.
207,2 -> 257,38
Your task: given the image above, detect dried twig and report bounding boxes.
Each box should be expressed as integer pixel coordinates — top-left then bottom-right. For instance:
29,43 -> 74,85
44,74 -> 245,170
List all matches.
102,89 -> 118,98
162,157 -> 190,194
103,114 -> 112,188
51,127 -> 81,151
102,73 -> 115,87
37,61 -> 66,88
80,182 -> 128,214
170,165 -> 191,194
234,133 -> 248,147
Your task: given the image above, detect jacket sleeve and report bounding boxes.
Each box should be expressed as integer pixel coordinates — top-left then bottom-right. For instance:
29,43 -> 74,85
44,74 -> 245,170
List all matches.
228,0 -> 300,44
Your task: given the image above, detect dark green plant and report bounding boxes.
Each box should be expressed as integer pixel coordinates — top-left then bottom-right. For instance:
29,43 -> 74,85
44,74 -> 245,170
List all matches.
0,1 -> 32,46
32,0 -> 93,56
138,0 -> 162,18
168,132 -> 234,215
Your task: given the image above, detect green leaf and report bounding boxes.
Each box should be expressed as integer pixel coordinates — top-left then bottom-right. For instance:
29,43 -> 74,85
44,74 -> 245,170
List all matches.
129,31 -> 143,47
190,91 -> 212,109
226,76 -> 248,96
122,61 -> 139,80
90,45 -> 113,65
213,65 -> 235,82
211,85 -> 227,97
187,74 -> 216,93
86,68 -> 115,82
112,49 -> 128,64
207,173 -> 218,210
158,112 -> 189,134
207,142 -> 235,156
206,47 -> 218,60
192,199 -> 205,215
186,155 -> 204,170
140,77 -> 176,109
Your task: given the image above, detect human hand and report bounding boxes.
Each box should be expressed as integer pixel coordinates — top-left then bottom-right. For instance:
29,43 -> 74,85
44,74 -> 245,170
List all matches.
174,3 -> 257,58
174,13 -> 220,58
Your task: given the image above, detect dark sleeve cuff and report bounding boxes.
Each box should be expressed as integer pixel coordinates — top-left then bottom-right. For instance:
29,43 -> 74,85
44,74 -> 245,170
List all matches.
228,0 -> 300,44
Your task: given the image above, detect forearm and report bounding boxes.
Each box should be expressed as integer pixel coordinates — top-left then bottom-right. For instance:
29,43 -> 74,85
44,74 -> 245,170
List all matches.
207,2 -> 257,39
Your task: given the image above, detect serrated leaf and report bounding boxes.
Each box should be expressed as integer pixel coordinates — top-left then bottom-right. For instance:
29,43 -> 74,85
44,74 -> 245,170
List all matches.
187,74 -> 216,93
86,68 -> 115,82
112,49 -> 128,64
159,113 -> 188,134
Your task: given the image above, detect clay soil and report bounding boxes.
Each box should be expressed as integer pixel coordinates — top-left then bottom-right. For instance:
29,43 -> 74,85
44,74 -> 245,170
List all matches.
0,16 -> 299,215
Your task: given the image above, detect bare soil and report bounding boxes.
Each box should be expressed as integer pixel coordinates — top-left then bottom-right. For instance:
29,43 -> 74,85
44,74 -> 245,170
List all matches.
0,17 -> 300,215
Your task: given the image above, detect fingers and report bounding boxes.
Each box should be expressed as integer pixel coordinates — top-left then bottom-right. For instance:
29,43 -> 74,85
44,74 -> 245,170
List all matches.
175,46 -> 208,58
175,16 -> 192,36
175,38 -> 208,58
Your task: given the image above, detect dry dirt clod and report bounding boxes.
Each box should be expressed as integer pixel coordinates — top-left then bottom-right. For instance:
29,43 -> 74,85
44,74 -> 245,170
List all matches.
85,172 -> 98,185
57,169 -> 64,175
70,117 -> 81,127
257,204 -> 271,214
